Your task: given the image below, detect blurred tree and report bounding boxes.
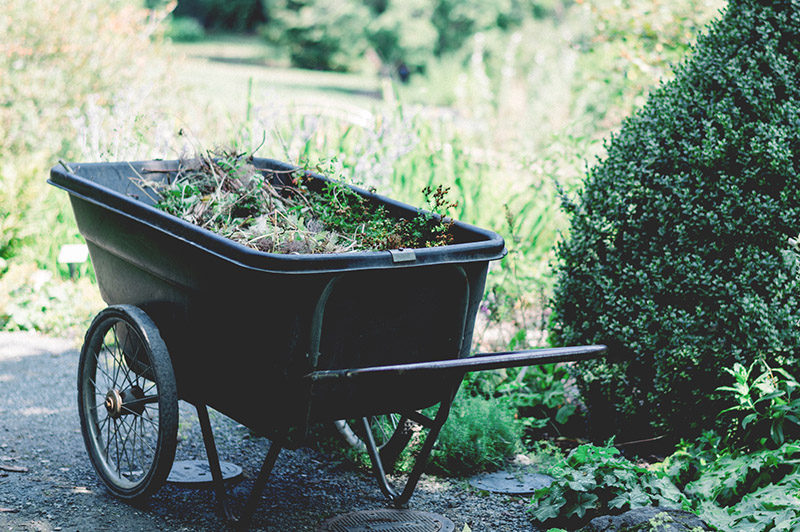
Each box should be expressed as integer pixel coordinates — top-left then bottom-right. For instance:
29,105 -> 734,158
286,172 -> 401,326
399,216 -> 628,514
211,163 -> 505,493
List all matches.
146,0 -> 266,32
260,0 -> 565,73
262,0 -> 371,71
432,0 -> 556,54
369,0 -> 438,74
571,0 -> 726,134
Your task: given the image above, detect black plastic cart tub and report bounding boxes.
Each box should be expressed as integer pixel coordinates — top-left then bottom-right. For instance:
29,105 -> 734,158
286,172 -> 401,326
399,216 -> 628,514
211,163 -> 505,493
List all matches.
49,158 -> 605,529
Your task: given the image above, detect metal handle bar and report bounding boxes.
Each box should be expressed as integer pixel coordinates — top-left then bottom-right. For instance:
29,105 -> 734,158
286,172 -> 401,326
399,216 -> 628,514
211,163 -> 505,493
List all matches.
305,344 -> 606,382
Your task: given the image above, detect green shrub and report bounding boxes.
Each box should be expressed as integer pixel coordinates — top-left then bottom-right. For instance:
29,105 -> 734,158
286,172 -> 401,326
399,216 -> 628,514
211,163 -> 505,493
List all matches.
1,0 -> 168,158
1,0 -> 175,333
571,0 -> 725,136
431,0 -> 558,55
426,391 -> 522,476
550,0 -> 800,440
260,0 -> 567,73
0,262 -> 103,336
655,430 -> 724,490
487,363 -> 582,438
368,0 -> 438,73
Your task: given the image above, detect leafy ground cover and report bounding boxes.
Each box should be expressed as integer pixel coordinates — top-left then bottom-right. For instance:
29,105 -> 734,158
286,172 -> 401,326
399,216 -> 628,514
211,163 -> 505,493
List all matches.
531,362 -> 800,531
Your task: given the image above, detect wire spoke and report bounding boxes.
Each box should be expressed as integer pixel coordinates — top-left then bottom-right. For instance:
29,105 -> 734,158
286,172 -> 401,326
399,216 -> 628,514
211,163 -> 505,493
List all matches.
128,340 -> 153,389
118,416 -> 138,479
139,410 -> 160,432
94,353 -> 116,386
98,413 -> 110,436
137,431 -> 156,455
109,326 -> 123,386
117,326 -> 139,391
112,418 -> 121,473
104,415 -> 113,461
101,342 -> 116,387
122,395 -> 159,409
139,413 -> 153,466
125,332 -> 140,389
135,411 -> 156,454
131,416 -> 139,475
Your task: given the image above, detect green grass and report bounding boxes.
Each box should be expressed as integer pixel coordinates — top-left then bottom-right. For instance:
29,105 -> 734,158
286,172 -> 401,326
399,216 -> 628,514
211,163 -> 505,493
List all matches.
169,35 -> 385,119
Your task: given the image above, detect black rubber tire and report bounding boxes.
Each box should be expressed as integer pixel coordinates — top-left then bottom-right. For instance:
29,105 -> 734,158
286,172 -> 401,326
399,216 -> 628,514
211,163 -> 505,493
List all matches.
77,305 -> 178,501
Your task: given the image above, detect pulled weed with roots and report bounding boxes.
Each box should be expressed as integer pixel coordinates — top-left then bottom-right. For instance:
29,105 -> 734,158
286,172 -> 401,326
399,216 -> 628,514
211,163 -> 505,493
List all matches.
153,150 -> 457,254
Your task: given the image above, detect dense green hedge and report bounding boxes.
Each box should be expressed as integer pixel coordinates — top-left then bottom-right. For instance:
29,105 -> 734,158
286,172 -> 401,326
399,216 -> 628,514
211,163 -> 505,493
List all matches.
550,0 -> 800,441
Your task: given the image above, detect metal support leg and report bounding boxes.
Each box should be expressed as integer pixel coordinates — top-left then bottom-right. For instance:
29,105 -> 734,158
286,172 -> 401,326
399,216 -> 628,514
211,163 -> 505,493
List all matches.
196,404 -> 238,522
361,416 -> 400,501
236,440 -> 282,531
362,385 -> 459,508
195,403 -> 283,529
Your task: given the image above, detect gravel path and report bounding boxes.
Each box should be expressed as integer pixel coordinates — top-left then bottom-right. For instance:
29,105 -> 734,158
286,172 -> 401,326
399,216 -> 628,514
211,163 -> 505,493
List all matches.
0,332 -> 540,531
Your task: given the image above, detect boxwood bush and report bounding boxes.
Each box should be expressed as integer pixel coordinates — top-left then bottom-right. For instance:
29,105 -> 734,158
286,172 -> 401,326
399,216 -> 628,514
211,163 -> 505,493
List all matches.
550,0 -> 800,441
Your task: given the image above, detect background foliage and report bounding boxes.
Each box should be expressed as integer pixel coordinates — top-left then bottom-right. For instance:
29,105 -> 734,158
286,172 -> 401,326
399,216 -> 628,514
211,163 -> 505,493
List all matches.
0,0 -> 174,333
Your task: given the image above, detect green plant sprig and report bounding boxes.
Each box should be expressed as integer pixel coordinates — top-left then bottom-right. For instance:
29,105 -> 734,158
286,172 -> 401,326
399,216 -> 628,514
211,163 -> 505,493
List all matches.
717,360 -> 800,449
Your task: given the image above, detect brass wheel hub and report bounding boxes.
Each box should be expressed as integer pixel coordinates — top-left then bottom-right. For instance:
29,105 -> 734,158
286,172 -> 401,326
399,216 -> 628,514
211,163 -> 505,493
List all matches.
105,389 -> 124,419
104,385 -> 145,419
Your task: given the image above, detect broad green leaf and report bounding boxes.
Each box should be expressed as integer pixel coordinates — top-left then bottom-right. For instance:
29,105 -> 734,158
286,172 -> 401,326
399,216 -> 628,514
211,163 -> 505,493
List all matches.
555,403 -> 576,424
608,493 -> 629,509
742,412 -> 759,429
564,492 -> 599,519
531,499 -> 563,522
628,486 -> 651,507
755,391 -> 786,403
770,422 -> 784,446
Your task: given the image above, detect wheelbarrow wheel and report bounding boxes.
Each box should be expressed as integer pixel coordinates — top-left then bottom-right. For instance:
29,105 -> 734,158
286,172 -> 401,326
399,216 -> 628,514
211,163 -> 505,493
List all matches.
77,305 -> 178,501
335,415 -> 415,471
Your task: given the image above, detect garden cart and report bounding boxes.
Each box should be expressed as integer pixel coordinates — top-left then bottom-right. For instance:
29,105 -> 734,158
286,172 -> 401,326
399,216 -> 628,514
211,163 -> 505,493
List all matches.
49,158 -> 606,529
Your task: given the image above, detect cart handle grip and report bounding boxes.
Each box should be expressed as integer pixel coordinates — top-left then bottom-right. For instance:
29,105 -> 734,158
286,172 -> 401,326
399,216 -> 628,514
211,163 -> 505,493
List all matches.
304,345 -> 606,382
